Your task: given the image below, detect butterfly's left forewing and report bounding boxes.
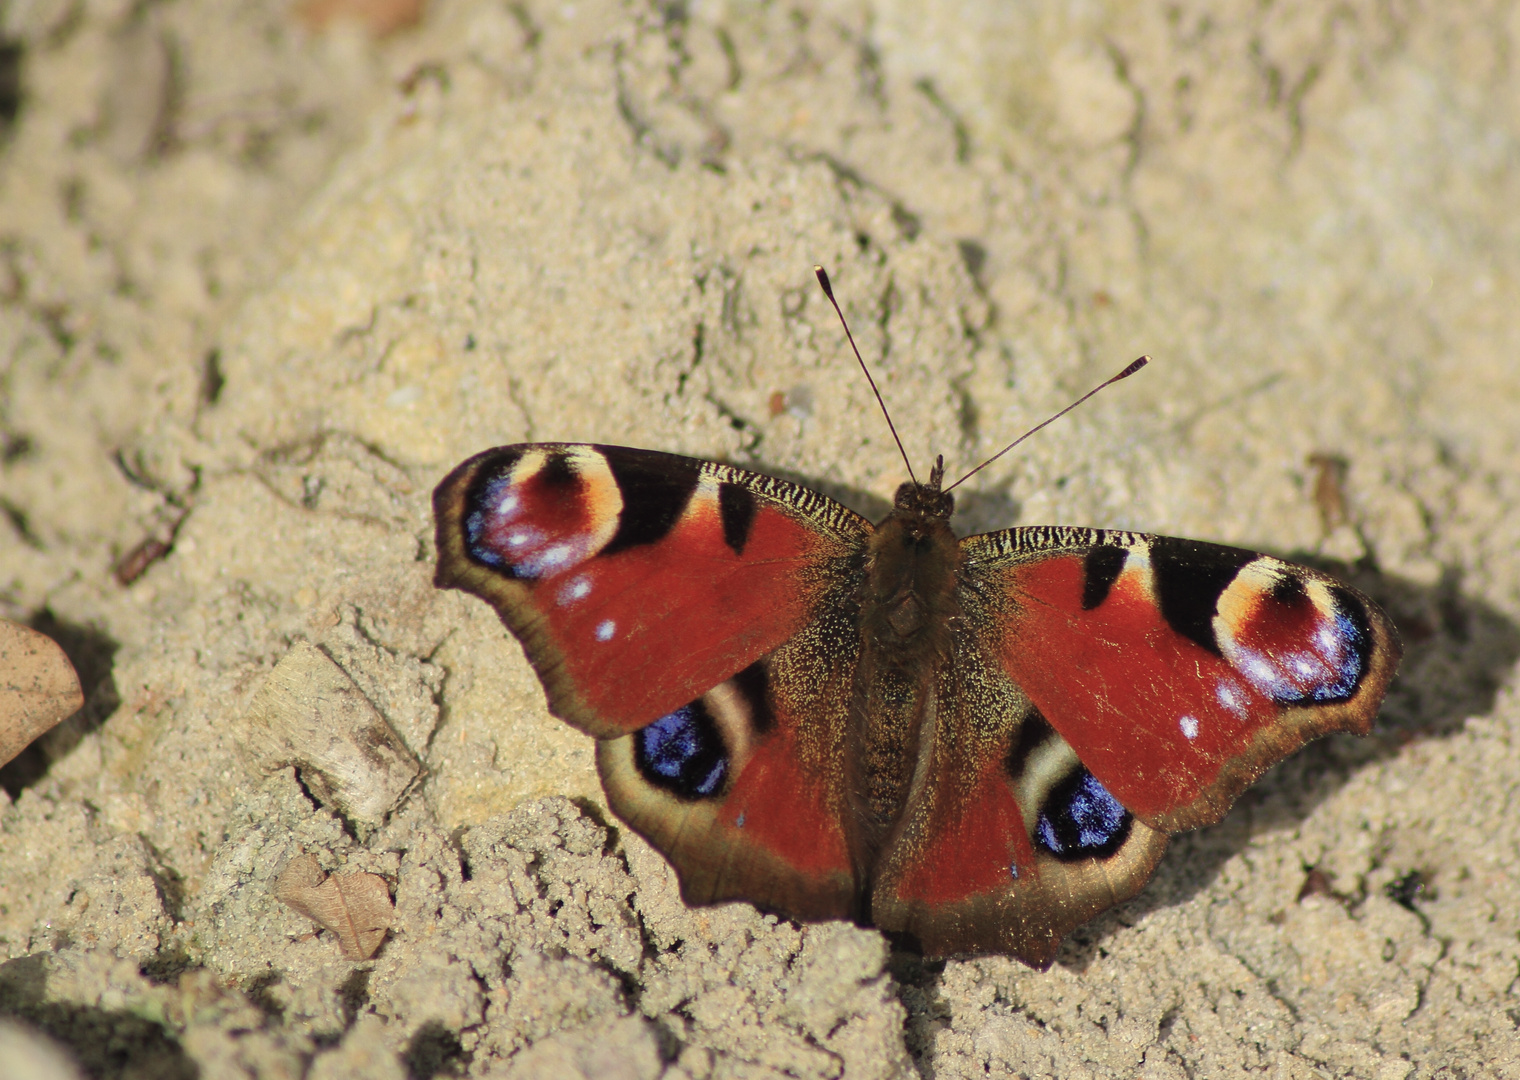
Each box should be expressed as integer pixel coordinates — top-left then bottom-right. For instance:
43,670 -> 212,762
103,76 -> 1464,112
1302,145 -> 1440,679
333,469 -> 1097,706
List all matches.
434,444 -> 865,738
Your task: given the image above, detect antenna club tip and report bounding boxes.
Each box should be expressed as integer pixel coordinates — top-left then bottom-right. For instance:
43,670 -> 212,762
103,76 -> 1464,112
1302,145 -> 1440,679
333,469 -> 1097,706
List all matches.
1119,355 -> 1149,378
813,265 -> 835,298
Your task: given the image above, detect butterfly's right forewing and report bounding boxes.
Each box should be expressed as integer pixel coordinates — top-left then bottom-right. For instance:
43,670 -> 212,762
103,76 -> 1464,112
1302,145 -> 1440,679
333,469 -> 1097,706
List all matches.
969,526 -> 1399,832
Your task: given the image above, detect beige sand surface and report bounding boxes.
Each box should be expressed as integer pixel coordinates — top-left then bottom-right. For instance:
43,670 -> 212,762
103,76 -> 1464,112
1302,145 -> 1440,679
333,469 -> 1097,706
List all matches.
1,1 -> 1518,1076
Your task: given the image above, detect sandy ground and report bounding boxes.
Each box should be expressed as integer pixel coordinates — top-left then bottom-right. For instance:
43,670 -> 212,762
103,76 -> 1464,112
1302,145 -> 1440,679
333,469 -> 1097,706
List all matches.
1,1 -> 1518,1077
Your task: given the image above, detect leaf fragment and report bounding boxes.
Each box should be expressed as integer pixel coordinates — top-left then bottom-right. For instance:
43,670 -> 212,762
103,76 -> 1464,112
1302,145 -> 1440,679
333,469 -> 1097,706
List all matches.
274,853 -> 393,960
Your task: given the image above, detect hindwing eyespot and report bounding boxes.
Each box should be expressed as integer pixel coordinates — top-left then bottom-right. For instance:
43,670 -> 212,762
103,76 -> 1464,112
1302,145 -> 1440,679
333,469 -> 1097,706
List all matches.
634,701 -> 729,799
1034,767 -> 1132,861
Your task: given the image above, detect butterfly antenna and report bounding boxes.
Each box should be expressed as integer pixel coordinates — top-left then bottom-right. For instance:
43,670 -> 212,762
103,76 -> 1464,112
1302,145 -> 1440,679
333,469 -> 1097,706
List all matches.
814,265 -> 918,487
944,356 -> 1149,494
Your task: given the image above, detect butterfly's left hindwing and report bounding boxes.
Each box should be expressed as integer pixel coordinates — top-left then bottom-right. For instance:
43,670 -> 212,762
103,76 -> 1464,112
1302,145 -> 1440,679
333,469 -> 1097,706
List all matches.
596,590 -> 864,921
434,444 -> 869,921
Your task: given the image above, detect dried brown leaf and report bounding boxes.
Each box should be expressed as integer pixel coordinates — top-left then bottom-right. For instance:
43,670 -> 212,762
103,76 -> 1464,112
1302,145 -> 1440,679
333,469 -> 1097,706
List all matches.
273,853 -> 393,960
294,0 -> 425,36
0,620 -> 84,768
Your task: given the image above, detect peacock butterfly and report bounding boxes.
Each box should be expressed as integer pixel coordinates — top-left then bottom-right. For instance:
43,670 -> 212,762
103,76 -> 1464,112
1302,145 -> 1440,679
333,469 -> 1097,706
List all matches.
432,270 -> 1401,968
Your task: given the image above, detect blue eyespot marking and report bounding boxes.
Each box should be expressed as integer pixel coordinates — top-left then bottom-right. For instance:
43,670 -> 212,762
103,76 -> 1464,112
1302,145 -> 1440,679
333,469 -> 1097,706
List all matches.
1035,769 -> 1132,861
1234,604 -> 1366,704
634,702 -> 728,800
1303,607 -> 1365,701
1219,578 -> 1373,707
464,474 -> 514,569
462,458 -> 600,579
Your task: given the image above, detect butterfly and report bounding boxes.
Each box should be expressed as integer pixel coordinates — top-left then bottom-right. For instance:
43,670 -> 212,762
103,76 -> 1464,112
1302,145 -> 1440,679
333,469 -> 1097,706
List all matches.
432,277 -> 1401,969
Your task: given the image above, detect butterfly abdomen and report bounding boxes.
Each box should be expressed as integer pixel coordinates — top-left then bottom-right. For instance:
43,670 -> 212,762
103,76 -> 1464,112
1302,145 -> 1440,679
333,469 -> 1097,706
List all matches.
847,495 -> 964,871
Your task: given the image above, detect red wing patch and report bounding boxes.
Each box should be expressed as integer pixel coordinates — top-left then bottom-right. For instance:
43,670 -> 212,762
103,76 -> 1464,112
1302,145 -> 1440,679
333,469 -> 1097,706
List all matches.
999,552 -> 1277,818
531,491 -> 825,728
888,758 -> 1035,905
597,639 -> 858,922
716,730 -> 853,880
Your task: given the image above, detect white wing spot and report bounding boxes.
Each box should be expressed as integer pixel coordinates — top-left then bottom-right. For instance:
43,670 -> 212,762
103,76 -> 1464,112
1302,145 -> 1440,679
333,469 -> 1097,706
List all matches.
1216,682 -> 1244,715
1241,653 -> 1280,687
595,619 -> 616,642
538,543 -> 574,571
1179,715 -> 1200,740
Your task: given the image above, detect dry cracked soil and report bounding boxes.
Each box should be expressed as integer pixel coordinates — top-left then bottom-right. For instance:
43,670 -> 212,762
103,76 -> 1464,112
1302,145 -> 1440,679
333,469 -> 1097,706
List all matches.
1,1 -> 1519,1078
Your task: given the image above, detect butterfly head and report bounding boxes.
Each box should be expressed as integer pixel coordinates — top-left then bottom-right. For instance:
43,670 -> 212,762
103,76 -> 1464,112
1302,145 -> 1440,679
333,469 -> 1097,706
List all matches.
892,454 -> 954,522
